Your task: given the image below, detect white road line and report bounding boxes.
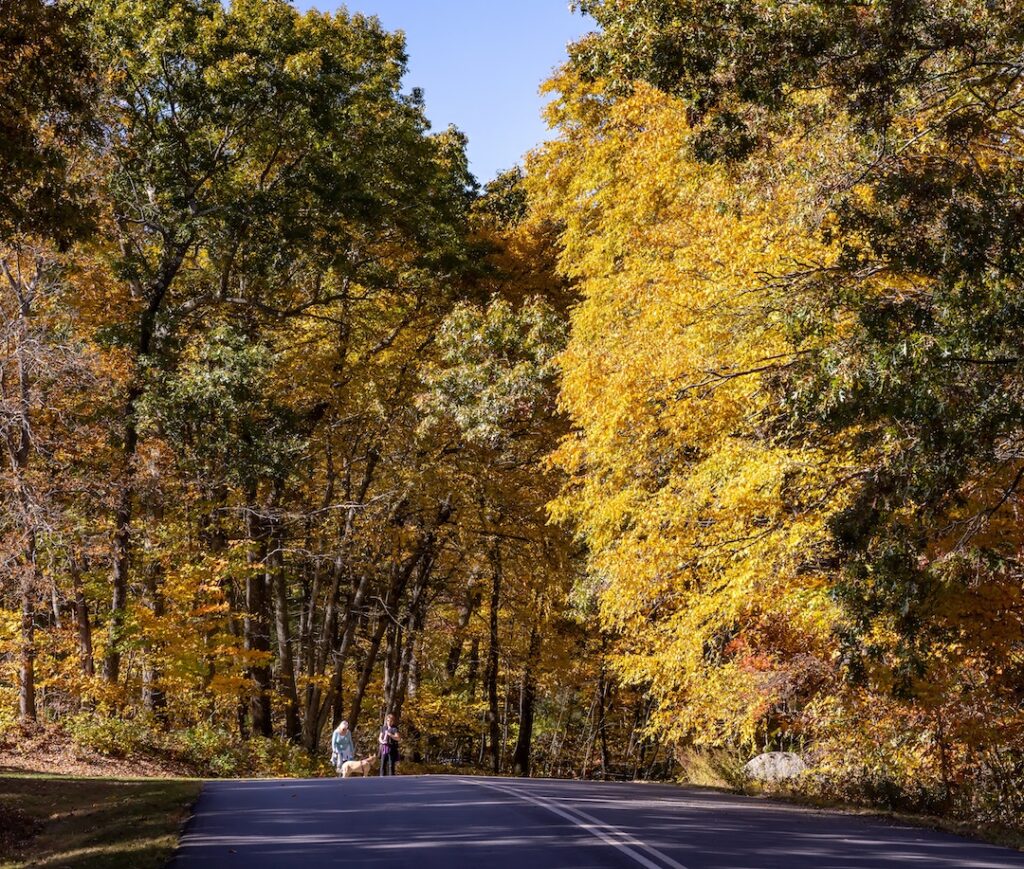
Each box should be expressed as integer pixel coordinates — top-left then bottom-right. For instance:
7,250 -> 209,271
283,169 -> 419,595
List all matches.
460,779 -> 690,869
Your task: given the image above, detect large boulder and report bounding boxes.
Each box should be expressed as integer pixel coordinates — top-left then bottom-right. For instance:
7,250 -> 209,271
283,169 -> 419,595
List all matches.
743,751 -> 807,782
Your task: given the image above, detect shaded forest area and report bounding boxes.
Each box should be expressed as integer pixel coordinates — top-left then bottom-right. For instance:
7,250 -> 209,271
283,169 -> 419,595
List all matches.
3,0 -> 1024,834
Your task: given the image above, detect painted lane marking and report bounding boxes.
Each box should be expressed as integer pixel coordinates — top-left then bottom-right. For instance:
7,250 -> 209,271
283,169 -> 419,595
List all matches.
460,779 -> 690,869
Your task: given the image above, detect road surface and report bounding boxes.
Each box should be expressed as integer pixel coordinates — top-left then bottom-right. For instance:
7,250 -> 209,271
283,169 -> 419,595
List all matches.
170,774 -> 1024,868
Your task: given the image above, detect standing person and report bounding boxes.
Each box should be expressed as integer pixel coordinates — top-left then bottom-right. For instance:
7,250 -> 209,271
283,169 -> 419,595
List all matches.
378,713 -> 400,776
331,720 -> 355,776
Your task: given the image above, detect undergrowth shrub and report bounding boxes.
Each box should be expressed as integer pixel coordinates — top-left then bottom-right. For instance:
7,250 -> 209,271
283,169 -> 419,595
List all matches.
673,746 -> 750,790
65,713 -> 154,758
59,716 -> 332,778
170,725 -> 244,776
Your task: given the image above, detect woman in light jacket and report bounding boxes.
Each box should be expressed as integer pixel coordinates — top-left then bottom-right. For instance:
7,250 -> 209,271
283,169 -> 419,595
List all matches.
331,720 -> 355,775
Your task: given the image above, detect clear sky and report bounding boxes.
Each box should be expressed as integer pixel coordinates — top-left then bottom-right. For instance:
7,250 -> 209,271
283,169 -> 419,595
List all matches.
293,1 -> 593,184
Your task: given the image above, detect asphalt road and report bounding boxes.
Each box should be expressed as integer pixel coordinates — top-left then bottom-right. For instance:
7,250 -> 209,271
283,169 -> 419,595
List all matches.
169,775 -> 1024,869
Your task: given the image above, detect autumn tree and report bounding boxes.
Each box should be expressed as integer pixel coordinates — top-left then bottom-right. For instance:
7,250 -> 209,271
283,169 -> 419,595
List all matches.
540,0 -> 1024,818
0,0 -> 95,244
530,70 -> 849,753
80,0 -> 463,698
415,171 -> 576,774
0,0 -> 97,723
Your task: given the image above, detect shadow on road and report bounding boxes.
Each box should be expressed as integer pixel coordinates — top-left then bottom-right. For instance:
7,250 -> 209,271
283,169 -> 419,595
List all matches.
170,775 -> 1024,869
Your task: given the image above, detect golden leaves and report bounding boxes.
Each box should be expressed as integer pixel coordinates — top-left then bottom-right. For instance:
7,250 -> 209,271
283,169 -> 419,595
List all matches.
534,73 -> 854,748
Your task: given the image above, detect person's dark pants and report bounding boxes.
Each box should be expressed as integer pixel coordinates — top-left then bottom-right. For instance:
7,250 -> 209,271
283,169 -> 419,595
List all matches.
380,751 -> 396,776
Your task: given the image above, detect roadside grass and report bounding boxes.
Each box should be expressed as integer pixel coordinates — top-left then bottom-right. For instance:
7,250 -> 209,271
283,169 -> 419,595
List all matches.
672,747 -> 1023,852
760,789 -> 1024,854
0,772 -> 201,869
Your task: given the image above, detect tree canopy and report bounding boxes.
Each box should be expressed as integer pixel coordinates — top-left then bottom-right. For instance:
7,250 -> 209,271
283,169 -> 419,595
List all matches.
2,0 -> 1023,830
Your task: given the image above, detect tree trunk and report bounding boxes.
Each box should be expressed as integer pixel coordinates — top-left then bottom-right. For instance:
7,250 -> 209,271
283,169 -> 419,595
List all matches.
484,544 -> 502,775
302,565 -> 371,750
443,579 -> 480,694
511,618 -> 542,776
299,450 -> 379,750
71,556 -> 94,678
348,605 -> 389,734
550,689 -> 576,777
141,559 -> 166,720
301,555 -> 350,746
268,488 -> 300,741
307,497 -> 450,750
5,261 -> 40,720
49,583 -> 62,629
244,498 -> 273,738
230,601 -> 249,739
390,556 -> 432,723
105,243 -> 189,685
19,549 -> 36,722
297,538 -> 316,681
383,620 -> 402,713
104,480 -> 133,683
331,679 -> 345,731
466,638 -> 480,700
581,692 -> 599,779
597,665 -> 611,780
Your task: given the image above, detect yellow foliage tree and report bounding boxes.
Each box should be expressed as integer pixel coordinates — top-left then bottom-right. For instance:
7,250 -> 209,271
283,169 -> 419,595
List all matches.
531,74 -> 862,751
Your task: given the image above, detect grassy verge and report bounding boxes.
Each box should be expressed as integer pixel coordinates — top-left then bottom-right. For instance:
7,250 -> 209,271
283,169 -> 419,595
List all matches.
752,788 -> 1024,853
0,773 -> 201,869
672,748 -> 1023,852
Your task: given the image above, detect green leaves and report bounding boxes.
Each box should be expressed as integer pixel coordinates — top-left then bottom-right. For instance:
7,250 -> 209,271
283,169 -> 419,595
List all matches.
138,326 -> 301,487
420,297 -> 565,449
0,0 -> 96,243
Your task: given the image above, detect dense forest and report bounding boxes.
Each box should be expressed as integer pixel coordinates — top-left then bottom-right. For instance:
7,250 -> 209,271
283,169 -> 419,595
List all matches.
2,0 -> 1023,831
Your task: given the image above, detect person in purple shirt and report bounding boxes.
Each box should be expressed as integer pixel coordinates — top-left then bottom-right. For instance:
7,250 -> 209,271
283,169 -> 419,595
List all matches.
378,713 -> 400,776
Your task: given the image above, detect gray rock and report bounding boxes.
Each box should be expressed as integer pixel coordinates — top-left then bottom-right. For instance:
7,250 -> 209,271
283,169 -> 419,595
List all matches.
743,751 -> 807,782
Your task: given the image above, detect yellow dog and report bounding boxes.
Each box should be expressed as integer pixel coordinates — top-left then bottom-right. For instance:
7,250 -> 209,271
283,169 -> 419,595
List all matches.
341,755 -> 377,778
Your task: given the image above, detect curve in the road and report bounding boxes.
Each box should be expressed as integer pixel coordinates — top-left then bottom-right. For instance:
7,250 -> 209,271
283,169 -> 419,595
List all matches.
463,778 -> 687,869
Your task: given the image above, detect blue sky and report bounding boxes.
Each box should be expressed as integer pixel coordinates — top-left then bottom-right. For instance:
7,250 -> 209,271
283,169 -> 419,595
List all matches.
293,1 -> 593,183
